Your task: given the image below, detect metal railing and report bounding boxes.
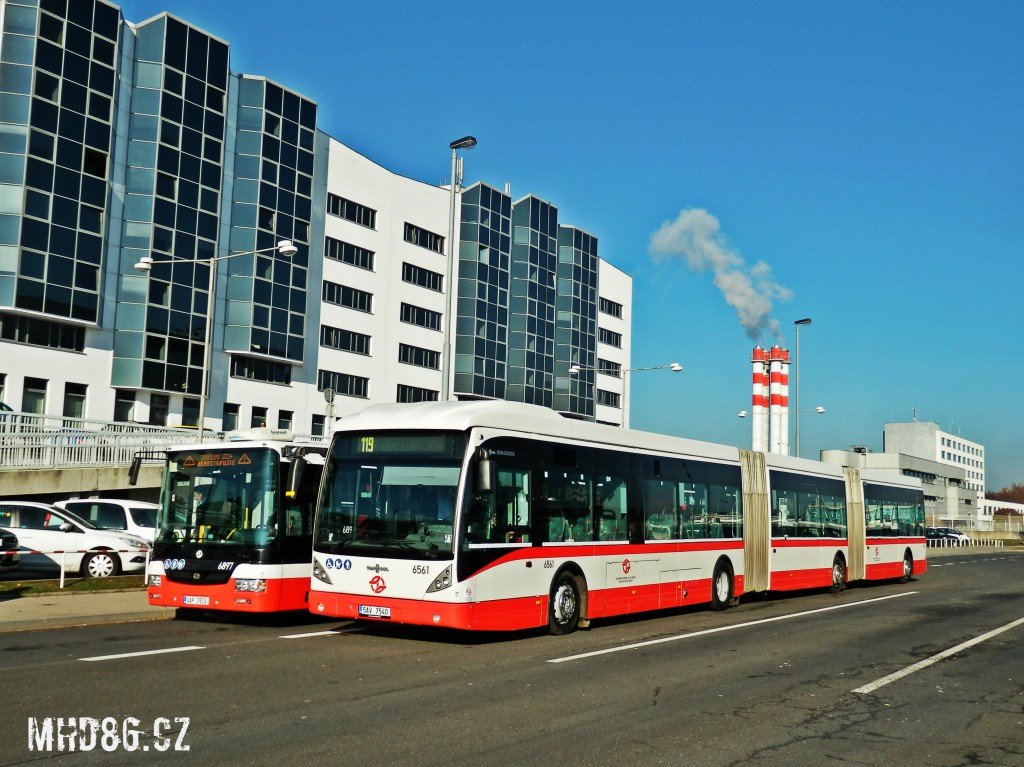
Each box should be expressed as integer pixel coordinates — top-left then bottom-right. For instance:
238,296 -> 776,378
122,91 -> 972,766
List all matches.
926,538 -> 1006,548
0,411 -> 324,471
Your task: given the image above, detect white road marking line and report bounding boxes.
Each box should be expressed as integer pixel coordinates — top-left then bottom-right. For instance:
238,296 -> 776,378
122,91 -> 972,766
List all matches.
852,616 -> 1024,695
280,626 -> 362,639
548,592 -> 917,664
280,630 -> 339,639
80,645 -> 205,662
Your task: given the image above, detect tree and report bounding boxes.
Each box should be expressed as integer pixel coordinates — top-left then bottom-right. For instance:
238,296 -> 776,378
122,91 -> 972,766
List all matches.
987,483 -> 1024,504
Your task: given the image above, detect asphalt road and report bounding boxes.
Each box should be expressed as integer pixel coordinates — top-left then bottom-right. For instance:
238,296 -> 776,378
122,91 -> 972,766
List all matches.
1,551 -> 1021,767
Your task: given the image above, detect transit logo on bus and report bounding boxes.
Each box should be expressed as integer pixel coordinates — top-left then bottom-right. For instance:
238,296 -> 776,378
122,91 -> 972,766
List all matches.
622,559 -> 631,574
369,575 -> 387,594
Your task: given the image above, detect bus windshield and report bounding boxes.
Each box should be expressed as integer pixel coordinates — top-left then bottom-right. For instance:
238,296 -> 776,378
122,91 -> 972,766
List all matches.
314,432 -> 465,560
159,447 -> 279,547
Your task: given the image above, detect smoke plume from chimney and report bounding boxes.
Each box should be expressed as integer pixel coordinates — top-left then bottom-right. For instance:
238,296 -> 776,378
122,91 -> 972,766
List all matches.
650,208 -> 792,341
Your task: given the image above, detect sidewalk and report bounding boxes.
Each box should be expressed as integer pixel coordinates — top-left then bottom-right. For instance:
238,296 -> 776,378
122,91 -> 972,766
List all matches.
0,587 -> 172,634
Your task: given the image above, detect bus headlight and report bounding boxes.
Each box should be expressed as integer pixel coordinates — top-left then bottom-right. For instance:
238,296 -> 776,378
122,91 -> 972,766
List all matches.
426,565 -> 452,593
148,575 -> 162,587
312,559 -> 332,585
235,578 -> 267,593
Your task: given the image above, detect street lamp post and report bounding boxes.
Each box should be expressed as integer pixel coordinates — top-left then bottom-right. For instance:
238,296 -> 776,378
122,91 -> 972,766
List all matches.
134,239 -> 298,442
441,135 -> 477,402
570,362 -> 682,425
794,317 -> 812,457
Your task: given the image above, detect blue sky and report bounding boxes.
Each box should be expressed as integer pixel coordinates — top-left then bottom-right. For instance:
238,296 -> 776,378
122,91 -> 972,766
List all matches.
115,0 -> 1024,490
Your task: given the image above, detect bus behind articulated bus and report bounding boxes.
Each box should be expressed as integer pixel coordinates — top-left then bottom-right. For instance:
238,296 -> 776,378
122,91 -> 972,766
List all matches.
134,430 -> 325,613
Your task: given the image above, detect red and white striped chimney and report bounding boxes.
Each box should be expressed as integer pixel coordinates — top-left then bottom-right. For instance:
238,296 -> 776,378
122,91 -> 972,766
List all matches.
768,346 -> 791,455
751,347 -> 770,452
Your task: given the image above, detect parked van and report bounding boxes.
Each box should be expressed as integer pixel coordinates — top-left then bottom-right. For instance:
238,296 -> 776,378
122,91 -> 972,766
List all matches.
55,498 -> 158,542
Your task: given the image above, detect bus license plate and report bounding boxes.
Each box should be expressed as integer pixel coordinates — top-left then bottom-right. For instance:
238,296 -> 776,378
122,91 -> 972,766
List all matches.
182,595 -> 210,606
358,605 -> 391,619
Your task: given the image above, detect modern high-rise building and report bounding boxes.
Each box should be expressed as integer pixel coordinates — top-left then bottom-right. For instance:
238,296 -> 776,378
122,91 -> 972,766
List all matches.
0,0 -> 632,434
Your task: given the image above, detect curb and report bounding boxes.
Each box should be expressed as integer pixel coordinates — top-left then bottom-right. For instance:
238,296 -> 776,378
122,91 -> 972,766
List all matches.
0,610 -> 175,634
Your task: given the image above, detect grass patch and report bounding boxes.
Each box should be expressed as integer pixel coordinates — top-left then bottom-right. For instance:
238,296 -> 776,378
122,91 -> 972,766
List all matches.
0,575 -> 145,597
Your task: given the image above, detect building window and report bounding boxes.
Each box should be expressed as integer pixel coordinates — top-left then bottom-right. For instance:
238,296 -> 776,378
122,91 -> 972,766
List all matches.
278,410 -> 293,431
325,236 -> 374,271
252,406 -> 268,428
403,222 -> 445,254
401,262 -> 443,292
397,384 -> 438,403
398,343 -> 440,370
326,193 -> 376,229
181,397 -> 200,427
22,378 -> 47,415
223,402 -> 239,431
0,373 -> 5,406
320,325 -> 370,355
318,369 -> 369,399
0,313 -> 85,352
399,302 -> 441,331
322,280 -> 373,313
598,327 -> 622,348
149,394 -> 169,426
597,359 -> 622,378
599,297 -> 623,318
311,414 -> 325,437
230,356 -> 293,384
596,389 -> 621,408
63,383 -> 87,419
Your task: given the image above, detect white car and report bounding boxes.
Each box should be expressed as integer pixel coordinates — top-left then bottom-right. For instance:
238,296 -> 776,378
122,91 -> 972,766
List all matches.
0,501 -> 148,578
55,498 -> 158,542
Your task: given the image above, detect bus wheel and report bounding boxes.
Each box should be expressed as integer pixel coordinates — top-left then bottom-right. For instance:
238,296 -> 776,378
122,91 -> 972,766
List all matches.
711,560 -> 733,611
901,552 -> 913,583
831,554 -> 846,593
548,572 -> 581,635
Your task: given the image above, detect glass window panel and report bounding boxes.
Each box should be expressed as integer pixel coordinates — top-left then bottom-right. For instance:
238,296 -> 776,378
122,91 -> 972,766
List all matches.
135,61 -> 162,89
5,7 -> 38,37
0,93 -> 29,123
0,63 -> 33,94
132,87 -> 160,115
0,154 -> 25,185
3,35 -> 36,67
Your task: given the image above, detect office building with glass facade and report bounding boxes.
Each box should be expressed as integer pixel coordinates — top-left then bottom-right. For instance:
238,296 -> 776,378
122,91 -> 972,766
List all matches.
0,0 -> 633,434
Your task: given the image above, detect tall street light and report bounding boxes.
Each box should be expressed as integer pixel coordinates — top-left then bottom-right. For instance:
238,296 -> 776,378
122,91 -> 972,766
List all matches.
570,362 -> 682,426
794,317 -> 812,457
441,135 -> 477,401
134,239 -> 298,442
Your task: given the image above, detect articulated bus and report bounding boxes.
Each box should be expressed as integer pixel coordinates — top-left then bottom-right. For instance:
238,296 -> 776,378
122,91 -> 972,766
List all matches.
309,401 -> 925,633
132,430 -> 326,613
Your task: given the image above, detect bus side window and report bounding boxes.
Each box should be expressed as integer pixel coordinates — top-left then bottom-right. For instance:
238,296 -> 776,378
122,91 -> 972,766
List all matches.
497,468 -> 530,543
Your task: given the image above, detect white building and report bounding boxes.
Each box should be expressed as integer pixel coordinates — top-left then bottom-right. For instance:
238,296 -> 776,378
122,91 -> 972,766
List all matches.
884,421 -> 986,508
0,2 -> 633,436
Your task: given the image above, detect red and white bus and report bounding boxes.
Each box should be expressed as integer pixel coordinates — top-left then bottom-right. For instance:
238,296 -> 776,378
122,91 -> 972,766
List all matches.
135,430 -> 326,613
309,401 -> 925,633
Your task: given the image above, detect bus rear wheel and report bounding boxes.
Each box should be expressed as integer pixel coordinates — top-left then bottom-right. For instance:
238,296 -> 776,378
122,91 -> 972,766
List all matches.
901,552 -> 913,583
831,554 -> 846,593
711,560 -> 733,611
548,572 -> 581,635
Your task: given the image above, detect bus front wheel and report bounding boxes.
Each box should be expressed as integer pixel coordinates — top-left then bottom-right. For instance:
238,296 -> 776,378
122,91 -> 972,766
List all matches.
901,552 -> 913,583
548,572 -> 581,635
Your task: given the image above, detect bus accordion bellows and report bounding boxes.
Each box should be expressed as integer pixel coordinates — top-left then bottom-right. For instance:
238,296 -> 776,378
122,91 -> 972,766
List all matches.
309,401 -> 926,633
132,430 -> 326,613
